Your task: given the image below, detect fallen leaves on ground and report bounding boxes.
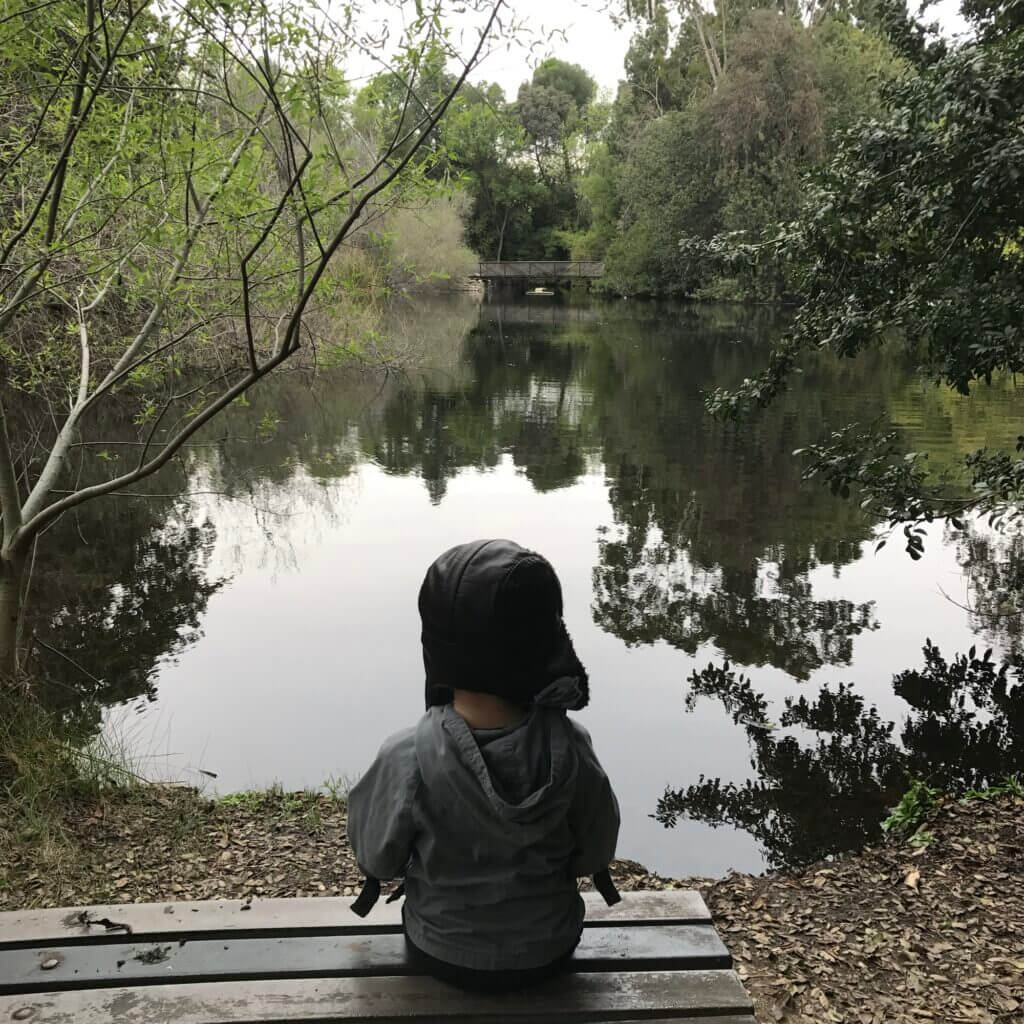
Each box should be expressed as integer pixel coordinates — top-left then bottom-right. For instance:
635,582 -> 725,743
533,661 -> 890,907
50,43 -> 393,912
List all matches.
703,795 -> 1024,1024
1,788 -> 1020,1024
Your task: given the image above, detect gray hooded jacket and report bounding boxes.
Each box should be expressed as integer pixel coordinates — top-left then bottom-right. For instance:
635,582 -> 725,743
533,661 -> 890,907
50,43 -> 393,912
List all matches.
347,702 -> 619,971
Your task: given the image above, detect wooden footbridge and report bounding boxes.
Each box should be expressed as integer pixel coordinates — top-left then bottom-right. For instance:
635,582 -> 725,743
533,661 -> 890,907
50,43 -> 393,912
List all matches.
474,260 -> 604,285
0,890 -> 753,1022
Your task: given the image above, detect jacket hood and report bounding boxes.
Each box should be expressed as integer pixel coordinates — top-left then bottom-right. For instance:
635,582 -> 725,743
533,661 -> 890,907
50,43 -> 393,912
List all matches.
415,705 -> 579,824
419,539 -> 589,710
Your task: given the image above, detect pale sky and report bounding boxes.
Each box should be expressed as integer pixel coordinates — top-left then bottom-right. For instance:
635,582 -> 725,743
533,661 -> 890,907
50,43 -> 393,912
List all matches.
459,0 -> 974,99
468,0 -> 633,99
344,1 -> 973,101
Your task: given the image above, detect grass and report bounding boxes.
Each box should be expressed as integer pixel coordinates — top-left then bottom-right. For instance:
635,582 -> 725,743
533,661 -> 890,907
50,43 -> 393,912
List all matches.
322,774 -> 351,807
1,692 -> 144,835
216,779 -> 348,834
962,773 -> 1023,802
0,688 -> 160,892
883,775 -> 1024,847
219,784 -> 321,814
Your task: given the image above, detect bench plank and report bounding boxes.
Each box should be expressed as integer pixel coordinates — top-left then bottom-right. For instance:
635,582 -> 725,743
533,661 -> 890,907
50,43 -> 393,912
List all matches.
0,970 -> 753,1022
0,924 -> 731,994
0,891 -> 710,948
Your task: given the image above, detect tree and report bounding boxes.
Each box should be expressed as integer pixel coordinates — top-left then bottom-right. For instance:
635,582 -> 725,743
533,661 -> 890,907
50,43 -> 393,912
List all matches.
699,1 -> 1024,544
593,3 -> 900,296
443,88 -> 537,259
516,59 -> 596,194
448,58 -> 601,261
0,0 -> 508,676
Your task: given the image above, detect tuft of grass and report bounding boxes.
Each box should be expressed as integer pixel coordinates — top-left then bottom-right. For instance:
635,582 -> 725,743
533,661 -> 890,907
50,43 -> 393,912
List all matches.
907,829 -> 936,851
322,774 -> 350,807
882,779 -> 943,836
218,785 -> 329,832
962,773 -> 1024,803
218,788 -> 278,811
1,688 -> 148,860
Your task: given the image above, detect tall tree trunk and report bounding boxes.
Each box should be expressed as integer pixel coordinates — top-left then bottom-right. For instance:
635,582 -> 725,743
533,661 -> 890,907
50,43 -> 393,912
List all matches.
684,0 -> 724,90
0,551 -> 24,679
496,207 -> 509,261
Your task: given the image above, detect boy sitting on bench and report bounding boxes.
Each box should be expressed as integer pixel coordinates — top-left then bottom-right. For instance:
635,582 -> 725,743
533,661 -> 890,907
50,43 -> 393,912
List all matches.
348,539 -> 620,992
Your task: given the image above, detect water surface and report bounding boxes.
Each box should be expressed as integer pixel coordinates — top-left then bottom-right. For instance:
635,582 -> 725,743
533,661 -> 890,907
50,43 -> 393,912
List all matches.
35,297 -> 1024,877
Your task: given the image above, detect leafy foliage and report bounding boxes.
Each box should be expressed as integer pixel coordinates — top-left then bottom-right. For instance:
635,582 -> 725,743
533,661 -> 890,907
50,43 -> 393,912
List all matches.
444,59 -> 600,260
699,2 -> 1024,537
882,779 -> 943,835
585,3 -> 901,297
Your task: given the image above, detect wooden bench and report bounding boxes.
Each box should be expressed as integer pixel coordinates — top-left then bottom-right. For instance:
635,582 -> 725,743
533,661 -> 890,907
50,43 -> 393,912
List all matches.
0,890 -> 754,1022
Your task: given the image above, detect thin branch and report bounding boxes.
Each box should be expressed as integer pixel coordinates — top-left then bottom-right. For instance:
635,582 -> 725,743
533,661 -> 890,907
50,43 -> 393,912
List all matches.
0,0 -> 144,337
240,145 -> 314,372
937,582 -> 975,616
74,298 -> 91,409
0,0 -> 65,26
20,354 -> 287,539
0,41 -> 80,188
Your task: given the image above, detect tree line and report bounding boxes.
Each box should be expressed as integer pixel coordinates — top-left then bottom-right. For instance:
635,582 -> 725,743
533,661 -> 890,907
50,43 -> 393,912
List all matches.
431,1 -> 910,298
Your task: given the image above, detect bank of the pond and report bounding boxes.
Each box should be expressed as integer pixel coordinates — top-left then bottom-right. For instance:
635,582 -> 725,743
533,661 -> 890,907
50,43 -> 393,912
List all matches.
1,786 -> 1020,1023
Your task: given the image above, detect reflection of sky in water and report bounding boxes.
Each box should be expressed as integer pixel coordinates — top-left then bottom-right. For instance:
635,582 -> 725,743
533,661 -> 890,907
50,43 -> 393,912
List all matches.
130,451 -> 992,879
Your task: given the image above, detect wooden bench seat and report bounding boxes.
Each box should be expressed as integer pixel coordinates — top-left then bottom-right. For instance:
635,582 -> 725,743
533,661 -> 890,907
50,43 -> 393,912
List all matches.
0,891 -> 754,1023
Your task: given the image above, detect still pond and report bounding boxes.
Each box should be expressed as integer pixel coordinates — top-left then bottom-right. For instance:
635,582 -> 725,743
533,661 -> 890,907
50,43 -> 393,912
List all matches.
38,297 -> 1024,878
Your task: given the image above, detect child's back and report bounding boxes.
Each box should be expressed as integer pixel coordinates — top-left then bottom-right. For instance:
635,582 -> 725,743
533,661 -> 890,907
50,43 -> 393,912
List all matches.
347,539 -> 620,981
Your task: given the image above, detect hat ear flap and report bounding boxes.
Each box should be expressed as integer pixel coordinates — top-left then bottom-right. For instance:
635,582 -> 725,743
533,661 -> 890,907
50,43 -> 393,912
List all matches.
425,682 -> 453,710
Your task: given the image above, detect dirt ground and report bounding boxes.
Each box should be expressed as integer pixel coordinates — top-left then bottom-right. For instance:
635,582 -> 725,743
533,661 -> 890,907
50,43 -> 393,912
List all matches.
2,787 -> 1021,1023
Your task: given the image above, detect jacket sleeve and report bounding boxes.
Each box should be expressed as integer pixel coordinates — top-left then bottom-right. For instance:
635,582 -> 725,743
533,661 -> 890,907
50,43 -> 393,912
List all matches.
566,720 -> 620,878
346,728 -> 419,880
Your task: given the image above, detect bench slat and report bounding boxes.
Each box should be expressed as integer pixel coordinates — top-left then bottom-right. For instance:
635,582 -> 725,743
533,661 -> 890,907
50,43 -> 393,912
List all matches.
0,970 -> 753,1022
0,924 -> 730,994
0,891 -> 710,948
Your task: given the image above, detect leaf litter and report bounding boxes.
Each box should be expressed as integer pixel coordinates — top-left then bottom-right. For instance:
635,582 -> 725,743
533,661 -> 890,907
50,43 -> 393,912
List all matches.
1,787 -> 1020,1023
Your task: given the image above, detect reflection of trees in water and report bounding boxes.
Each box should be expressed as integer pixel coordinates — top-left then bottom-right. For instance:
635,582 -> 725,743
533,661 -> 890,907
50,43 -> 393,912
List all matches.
656,646 -> 1024,870
363,324 -> 593,502
26,497 -> 224,739
34,297 -> 1024,803
585,308 -> 880,674
593,537 -> 876,678
956,527 -> 1024,663
361,301 -> 908,674
2,377 -> 229,738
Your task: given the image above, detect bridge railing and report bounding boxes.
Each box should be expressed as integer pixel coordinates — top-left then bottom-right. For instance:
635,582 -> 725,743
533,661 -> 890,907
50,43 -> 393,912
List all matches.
477,260 -> 604,279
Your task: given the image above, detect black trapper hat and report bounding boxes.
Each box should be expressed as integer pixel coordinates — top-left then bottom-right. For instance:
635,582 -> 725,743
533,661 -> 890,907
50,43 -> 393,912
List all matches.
418,539 -> 589,711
